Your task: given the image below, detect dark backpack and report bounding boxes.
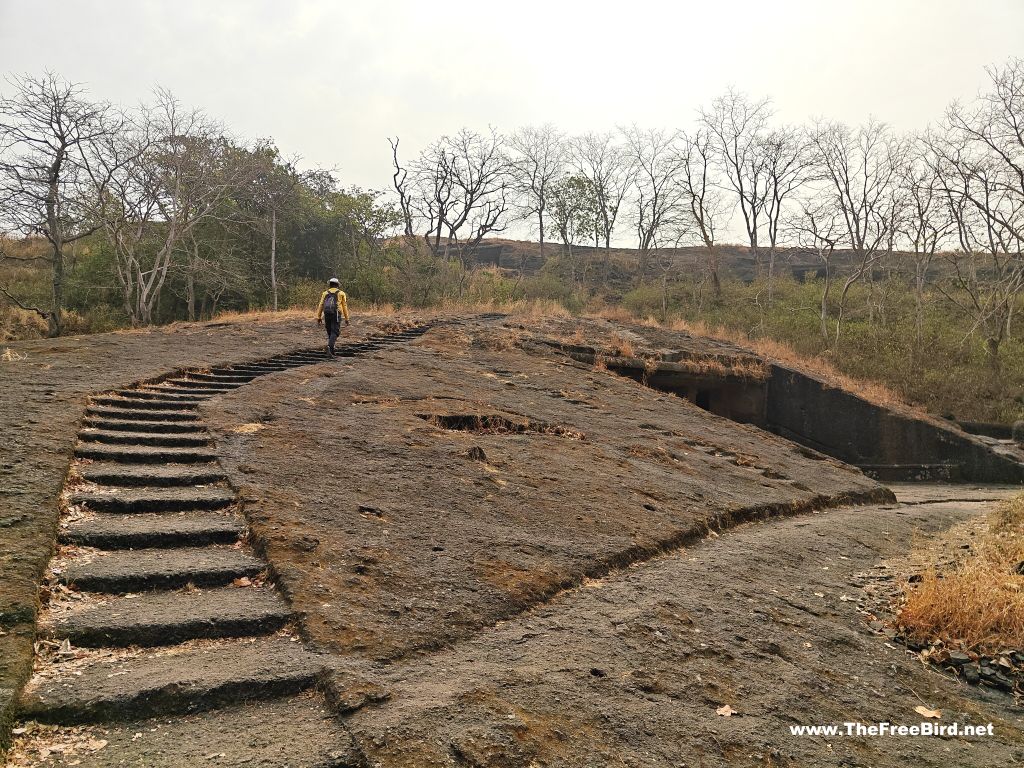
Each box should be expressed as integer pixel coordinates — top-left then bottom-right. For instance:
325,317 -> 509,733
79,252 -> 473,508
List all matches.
323,290 -> 339,319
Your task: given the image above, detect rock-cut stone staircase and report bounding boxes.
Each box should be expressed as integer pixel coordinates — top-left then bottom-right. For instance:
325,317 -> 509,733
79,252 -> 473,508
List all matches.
14,325 -> 433,763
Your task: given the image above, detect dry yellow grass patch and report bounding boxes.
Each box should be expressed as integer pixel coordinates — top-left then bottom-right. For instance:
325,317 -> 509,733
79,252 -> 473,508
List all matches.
232,423 -> 265,434
663,355 -> 770,381
0,306 -> 48,341
586,305 -> 636,324
208,308 -> 314,324
896,493 -> 1024,653
506,298 -> 572,320
608,333 -> 635,358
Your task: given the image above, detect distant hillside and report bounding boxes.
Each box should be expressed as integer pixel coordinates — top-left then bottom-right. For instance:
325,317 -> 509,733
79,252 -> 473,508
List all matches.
417,237 -> 930,283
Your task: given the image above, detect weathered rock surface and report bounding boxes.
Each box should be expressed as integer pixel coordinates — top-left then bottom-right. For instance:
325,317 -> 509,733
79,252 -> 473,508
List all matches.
206,322 -> 889,661
344,488 -> 1024,767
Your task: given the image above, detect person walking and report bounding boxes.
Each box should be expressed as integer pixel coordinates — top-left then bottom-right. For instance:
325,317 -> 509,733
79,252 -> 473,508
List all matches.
316,277 -> 350,356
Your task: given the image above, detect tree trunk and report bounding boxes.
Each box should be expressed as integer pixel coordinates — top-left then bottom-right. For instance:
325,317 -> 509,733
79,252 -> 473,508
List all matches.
186,272 -> 196,322
538,210 -> 545,260
46,155 -> 65,337
705,245 -> 721,300
270,208 -> 278,312
48,238 -> 64,337
820,264 -> 832,340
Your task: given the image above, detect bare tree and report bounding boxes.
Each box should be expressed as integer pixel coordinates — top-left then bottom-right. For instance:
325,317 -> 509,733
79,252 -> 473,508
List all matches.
508,124 -> 564,264
566,131 -> 634,254
389,128 -> 510,272
808,119 -> 906,347
927,58 -> 1024,364
621,126 -> 687,283
900,137 -> 954,348
760,125 -> 813,301
92,90 -> 257,326
0,73 -> 117,335
175,226 -> 248,321
786,199 -> 841,340
678,129 -> 728,298
701,89 -> 772,271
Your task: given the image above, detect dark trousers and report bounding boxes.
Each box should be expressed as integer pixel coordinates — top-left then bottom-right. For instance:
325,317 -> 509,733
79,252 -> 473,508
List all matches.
324,314 -> 340,353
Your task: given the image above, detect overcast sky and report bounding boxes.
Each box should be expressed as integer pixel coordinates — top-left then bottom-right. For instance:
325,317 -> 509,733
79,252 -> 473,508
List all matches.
2,0 -> 1022,241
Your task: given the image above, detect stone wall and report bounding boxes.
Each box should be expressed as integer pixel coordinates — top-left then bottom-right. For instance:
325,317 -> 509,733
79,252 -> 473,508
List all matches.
765,366 -> 1024,484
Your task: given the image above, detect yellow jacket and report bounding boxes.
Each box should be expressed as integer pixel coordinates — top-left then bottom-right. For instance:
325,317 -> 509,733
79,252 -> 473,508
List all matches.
316,287 -> 350,322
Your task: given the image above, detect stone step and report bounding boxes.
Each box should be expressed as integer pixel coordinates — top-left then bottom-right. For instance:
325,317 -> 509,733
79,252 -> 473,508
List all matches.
164,377 -> 245,390
71,487 -> 234,513
79,429 -> 212,448
19,695 -> 360,767
82,417 -> 207,434
86,405 -> 200,422
79,463 -> 227,488
59,546 -> 264,592
141,385 -> 235,397
19,636 -> 330,724
91,396 -> 199,412
188,372 -> 258,383
111,389 -> 207,403
44,586 -> 291,647
75,443 -> 218,465
225,365 -> 287,374
61,511 -> 244,549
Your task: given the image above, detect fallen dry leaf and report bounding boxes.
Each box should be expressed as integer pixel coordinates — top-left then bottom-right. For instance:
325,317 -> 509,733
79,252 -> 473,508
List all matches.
232,577 -> 252,587
915,705 -> 942,719
716,704 -> 736,717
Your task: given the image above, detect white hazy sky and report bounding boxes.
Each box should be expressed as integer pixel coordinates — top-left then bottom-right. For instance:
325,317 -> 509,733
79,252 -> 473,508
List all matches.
2,0 -> 1022,233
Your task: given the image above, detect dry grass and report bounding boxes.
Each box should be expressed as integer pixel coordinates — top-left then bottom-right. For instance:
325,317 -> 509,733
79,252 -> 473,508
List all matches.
664,356 -> 770,381
608,333 -> 635,358
207,302 -> 404,326
505,298 -> 572,320
896,493 -> 1024,653
0,306 -> 48,341
586,305 -> 636,324
206,308 -> 315,324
